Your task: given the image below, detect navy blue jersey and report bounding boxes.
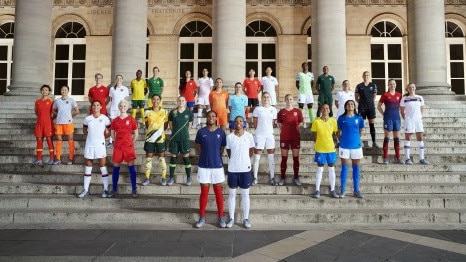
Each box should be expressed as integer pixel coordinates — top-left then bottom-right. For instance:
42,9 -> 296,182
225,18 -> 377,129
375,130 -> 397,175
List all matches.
195,127 -> 226,168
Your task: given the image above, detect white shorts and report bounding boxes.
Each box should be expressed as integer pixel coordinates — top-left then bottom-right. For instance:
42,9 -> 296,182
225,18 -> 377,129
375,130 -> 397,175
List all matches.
196,96 -> 210,106
84,146 -> 107,160
404,119 -> 424,133
197,167 -> 225,184
254,135 -> 275,150
298,94 -> 314,105
338,147 -> 363,160
109,109 -> 120,120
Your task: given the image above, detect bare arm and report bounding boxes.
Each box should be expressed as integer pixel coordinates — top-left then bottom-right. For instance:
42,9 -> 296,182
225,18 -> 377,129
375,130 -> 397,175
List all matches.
132,128 -> 139,144
72,106 -> 80,117
400,106 -> 405,120
377,102 -> 384,116
226,149 -> 231,158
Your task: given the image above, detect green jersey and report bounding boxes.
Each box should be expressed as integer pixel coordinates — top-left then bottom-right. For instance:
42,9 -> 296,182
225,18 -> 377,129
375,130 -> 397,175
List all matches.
168,108 -> 193,142
317,74 -> 335,95
147,77 -> 164,97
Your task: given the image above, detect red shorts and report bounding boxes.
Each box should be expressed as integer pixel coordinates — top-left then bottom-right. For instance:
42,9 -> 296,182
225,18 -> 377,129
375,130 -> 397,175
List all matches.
35,121 -> 54,137
280,139 -> 301,150
112,145 -> 137,163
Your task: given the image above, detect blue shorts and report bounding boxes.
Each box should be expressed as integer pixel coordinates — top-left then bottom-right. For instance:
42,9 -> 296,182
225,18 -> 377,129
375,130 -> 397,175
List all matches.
384,119 -> 401,131
186,102 -> 195,108
229,120 -> 247,130
314,152 -> 337,165
227,171 -> 251,189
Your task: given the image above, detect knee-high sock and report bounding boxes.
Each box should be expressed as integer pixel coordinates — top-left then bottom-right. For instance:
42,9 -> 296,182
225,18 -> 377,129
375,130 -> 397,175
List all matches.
68,139 -> 75,160
383,137 -> 390,159
253,154 -> 260,179
144,157 -> 153,179
199,185 -> 209,218
241,188 -> 250,220
404,141 -> 411,160
183,157 -> 191,178
267,154 -> 275,179
84,166 -> 92,191
308,108 -> 314,123
352,164 -> 360,192
108,136 -> 113,144
197,109 -> 203,126
131,108 -> 137,118
46,138 -> 54,159
128,165 -> 137,191
315,166 -> 323,191
55,140 -> 62,160
213,185 -> 224,218
228,188 -> 237,220
36,138 -> 43,160
159,157 -> 167,178
140,108 -> 145,120
112,166 -> 120,192
328,166 -> 336,191
369,123 -> 376,143
293,156 -> 300,179
280,156 -> 288,179
169,157 -> 176,178
418,140 -> 425,160
340,164 -> 349,193
100,166 -> 108,191
394,137 -> 401,159
245,107 -> 249,120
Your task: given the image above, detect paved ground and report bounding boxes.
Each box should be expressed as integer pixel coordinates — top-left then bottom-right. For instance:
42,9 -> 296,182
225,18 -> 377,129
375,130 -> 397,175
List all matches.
0,228 -> 465,261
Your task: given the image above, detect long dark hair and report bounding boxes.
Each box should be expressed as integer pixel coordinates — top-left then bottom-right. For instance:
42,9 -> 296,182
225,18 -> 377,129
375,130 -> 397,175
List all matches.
343,100 -> 358,116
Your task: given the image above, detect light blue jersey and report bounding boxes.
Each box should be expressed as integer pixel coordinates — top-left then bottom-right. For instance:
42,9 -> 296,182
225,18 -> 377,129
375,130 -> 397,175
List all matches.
228,94 -> 248,121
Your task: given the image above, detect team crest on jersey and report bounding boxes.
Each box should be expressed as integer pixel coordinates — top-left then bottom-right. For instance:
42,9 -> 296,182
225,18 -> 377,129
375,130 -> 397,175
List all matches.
217,134 -> 220,139
293,112 -> 297,116
120,89 -> 124,92
126,120 -> 130,125
99,119 -> 103,123
355,119 -> 359,124
184,115 -> 188,119
66,101 -> 69,104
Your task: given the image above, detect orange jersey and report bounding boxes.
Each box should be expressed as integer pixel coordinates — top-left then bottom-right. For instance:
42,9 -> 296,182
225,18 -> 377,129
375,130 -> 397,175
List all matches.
35,97 -> 54,137
209,90 -> 229,116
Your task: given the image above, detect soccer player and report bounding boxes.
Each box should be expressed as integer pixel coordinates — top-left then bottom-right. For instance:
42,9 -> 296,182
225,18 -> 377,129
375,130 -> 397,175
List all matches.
337,100 -> 365,198
252,92 -> 278,186
130,69 -> 148,123
355,71 -> 379,148
108,74 -> 129,147
377,79 -> 402,164
261,66 -> 278,106
34,85 -> 55,165
147,66 -> 164,109
179,70 -> 197,112
195,68 -> 213,128
334,80 -> 355,121
311,104 -> 339,198
108,100 -> 139,198
143,94 -> 169,186
243,68 -> 262,127
228,82 -> 248,132
168,96 -> 194,186
296,62 -> 315,126
225,116 -> 255,229
316,66 -> 336,117
194,110 -> 227,228
78,100 -> 111,198
209,78 -> 229,130
277,94 -> 304,186
400,83 -> 429,165
88,73 -> 109,115
52,85 -> 79,165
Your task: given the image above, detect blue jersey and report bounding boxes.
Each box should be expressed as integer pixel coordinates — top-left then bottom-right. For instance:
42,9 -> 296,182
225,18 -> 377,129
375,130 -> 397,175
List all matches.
195,127 -> 227,168
228,94 -> 248,121
338,114 -> 364,149
379,92 -> 402,121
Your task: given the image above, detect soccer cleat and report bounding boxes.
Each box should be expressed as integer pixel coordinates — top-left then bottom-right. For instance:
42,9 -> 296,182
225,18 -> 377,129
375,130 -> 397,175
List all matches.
101,190 -> 109,198
52,159 -> 61,165
161,178 -> 167,186
293,178 -> 302,186
420,159 -> 430,165
142,178 -> 150,186
313,190 -> 320,199
131,190 -> 138,198
278,178 -> 285,186
107,191 -> 117,198
167,177 -> 175,186
218,217 -> 227,228
339,190 -> 345,198
251,178 -> 258,186
395,158 -> 404,164
67,159 -> 73,165
243,219 -> 251,229
382,158 -> 389,164
78,190 -> 89,198
46,159 -> 54,165
269,178 -> 277,186
195,217 -> 205,228
186,177 -> 192,186
330,190 -> 339,198
405,159 -> 413,165
353,191 -> 364,198
106,142 -> 113,148
372,142 -> 380,148
226,218 -> 234,228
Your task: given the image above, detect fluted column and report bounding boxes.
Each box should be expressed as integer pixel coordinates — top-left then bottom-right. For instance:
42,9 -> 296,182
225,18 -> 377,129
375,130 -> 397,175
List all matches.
213,0 -> 246,88
112,0 -> 147,85
6,0 -> 53,97
311,0 -> 347,89
407,0 -> 450,94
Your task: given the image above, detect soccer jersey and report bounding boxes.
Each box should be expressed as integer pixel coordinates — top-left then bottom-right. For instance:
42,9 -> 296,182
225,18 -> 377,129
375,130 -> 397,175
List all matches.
197,77 -> 214,99
88,85 -> 109,114
337,114 -> 365,149
83,114 -> 111,148
130,79 -> 147,100
195,127 -> 226,169
335,90 -> 355,118
277,108 -> 303,141
110,116 -> 138,148
209,90 -> 229,117
311,117 -> 338,153
145,108 -> 169,143
379,91 -> 402,121
109,85 -> 129,112
147,77 -> 164,98
168,108 -> 193,141
228,94 -> 248,121
36,98 -> 53,124
226,131 -> 255,172
180,79 -> 197,102
243,78 -> 262,99
317,74 -> 335,95
400,95 -> 424,120
355,82 -> 377,110
253,106 -> 277,137
261,76 -> 278,94
53,97 -> 78,124
296,72 -> 314,95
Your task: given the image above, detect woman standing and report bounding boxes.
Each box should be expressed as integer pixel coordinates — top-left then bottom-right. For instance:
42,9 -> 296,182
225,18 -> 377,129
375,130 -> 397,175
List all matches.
179,70 -> 197,112
108,74 -> 129,147
34,85 -> 55,165
228,82 -> 248,132
334,80 -> 355,121
209,78 -> 229,130
195,68 -> 213,128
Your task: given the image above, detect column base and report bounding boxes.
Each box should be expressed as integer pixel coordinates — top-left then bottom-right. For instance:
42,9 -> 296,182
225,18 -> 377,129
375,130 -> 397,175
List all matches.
415,83 -> 453,95
4,84 -> 39,98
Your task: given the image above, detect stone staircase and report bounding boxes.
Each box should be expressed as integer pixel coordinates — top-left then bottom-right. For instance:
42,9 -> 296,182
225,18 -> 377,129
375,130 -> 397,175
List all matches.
0,95 -> 465,230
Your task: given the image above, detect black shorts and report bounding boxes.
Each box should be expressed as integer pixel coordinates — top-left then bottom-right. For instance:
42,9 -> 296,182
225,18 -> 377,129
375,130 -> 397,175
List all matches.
248,98 -> 259,107
359,107 -> 376,120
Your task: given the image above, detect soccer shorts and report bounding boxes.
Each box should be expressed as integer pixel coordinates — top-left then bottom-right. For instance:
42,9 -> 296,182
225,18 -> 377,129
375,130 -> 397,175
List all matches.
84,146 -> 107,160
404,119 -> 424,133
255,135 -> 275,150
338,147 -> 363,160
228,171 -> 252,189
314,152 -> 337,165
112,145 -> 137,163
144,141 -> 166,154
197,167 -> 225,184
359,107 -> 376,120
247,98 -> 259,107
298,94 -> 314,105
169,140 -> 191,155
35,121 -> 54,137
217,113 -> 228,126
132,100 -> 145,108
55,123 -> 74,136
280,140 -> 301,150
186,102 -> 195,109
196,96 -> 210,106
384,119 -> 401,132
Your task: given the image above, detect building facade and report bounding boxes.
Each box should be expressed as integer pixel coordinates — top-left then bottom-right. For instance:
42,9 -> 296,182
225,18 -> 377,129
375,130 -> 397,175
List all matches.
0,0 -> 465,101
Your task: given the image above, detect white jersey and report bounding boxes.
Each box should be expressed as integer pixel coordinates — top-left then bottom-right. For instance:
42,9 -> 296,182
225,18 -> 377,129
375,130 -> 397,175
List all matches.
335,90 -> 355,119
261,76 -> 278,94
83,114 -> 111,148
226,131 -> 255,172
253,105 -> 277,137
109,85 -> 129,112
400,94 -> 424,120
197,77 -> 214,98
53,97 -> 78,124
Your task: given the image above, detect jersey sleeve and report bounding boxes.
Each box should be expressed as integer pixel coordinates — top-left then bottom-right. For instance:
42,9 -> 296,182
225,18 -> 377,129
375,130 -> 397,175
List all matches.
131,117 -> 138,131
228,96 -> 233,107
379,93 -> 387,104
277,109 -> 283,124
358,115 -> 365,129
331,118 -> 338,132
311,120 -> 317,132
295,73 -> 301,81
248,133 -> 255,148
272,107 -> 278,119
221,130 -> 227,147
298,109 -> 304,123
168,110 -> 174,121
225,134 -> 231,150
337,116 -> 343,129
194,129 -> 202,144
105,116 -> 111,127
83,116 -> 89,127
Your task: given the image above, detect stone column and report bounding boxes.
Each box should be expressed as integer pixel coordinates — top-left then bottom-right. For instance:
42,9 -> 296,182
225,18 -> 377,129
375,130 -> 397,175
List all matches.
6,0 -> 53,97
112,0 -> 147,85
212,0 -> 246,88
407,0 -> 450,94
311,0 -> 347,89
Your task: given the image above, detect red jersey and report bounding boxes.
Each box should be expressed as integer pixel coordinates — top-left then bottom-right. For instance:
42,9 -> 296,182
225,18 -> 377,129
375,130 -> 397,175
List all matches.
35,97 -> 54,137
209,89 -> 229,117
88,85 -> 109,115
277,108 -> 303,141
180,80 -> 197,102
111,116 -> 138,148
243,78 -> 262,99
